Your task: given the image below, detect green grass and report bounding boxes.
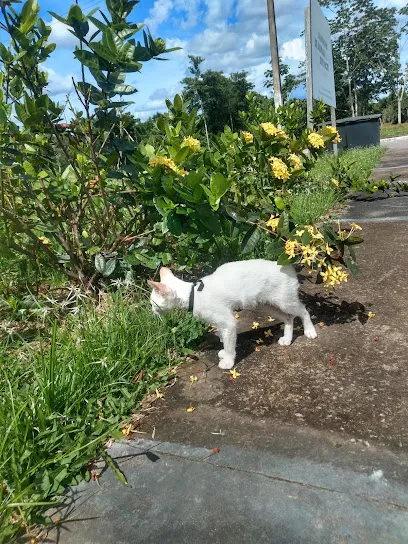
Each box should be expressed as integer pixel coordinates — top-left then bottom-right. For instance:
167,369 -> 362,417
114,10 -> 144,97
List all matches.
289,187 -> 341,225
380,123 -> 408,139
0,291 -> 205,543
310,146 -> 385,186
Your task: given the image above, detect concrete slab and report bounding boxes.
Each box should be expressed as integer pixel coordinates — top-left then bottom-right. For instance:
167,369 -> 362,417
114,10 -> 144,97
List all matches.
49,440 -> 408,544
341,196 -> 408,222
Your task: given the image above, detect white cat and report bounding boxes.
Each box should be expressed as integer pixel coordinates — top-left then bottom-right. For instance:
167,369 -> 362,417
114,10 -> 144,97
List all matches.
148,259 -> 317,370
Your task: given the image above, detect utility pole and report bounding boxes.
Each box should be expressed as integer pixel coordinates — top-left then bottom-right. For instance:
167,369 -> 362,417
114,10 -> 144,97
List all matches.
266,0 -> 282,108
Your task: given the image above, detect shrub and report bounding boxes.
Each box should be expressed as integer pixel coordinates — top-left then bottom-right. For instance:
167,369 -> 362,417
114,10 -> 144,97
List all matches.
0,1 -> 360,292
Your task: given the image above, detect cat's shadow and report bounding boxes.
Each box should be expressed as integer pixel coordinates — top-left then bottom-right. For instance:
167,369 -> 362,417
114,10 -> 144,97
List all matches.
201,294 -> 367,366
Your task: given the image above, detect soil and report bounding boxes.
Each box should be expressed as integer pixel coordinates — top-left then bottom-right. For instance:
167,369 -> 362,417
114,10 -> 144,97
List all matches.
139,221 -> 408,452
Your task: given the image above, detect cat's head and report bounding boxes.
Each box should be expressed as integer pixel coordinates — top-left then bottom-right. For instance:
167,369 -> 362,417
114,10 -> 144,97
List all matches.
148,267 -> 178,315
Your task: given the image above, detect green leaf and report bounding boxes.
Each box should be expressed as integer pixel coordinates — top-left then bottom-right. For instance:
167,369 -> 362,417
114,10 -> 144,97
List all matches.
277,252 -> 294,266
210,173 -> 231,200
277,212 -> 290,237
48,12 -> 67,25
101,451 -> 131,488
20,0 -> 39,33
274,196 -> 286,211
90,42 -> 118,63
95,254 -> 106,274
103,258 -> 117,277
174,94 -> 183,111
265,239 -> 285,260
343,236 -> 363,246
61,165 -> 77,184
23,161 -> 36,176
343,257 -> 359,276
174,146 -> 190,164
124,253 -> 161,269
112,83 -> 137,95
241,225 -> 262,255
67,4 -> 83,23
165,211 -> 182,236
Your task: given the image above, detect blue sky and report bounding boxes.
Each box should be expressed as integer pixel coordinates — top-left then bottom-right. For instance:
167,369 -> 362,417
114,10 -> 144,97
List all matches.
2,0 -> 408,121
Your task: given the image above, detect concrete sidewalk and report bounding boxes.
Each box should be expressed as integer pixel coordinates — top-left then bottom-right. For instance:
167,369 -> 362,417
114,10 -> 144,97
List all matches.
373,137 -> 408,183
49,437 -> 408,544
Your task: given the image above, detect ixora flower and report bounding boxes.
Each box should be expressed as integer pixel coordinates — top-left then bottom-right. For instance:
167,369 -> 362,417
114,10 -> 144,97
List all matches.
285,239 -> 300,259
320,264 -> 348,287
326,126 -> 342,143
241,131 -> 254,144
182,136 -> 201,152
289,154 -> 303,171
149,155 -> 178,173
300,244 -> 319,267
268,157 -> 290,181
260,122 -> 287,139
265,215 -> 280,231
307,132 -> 325,149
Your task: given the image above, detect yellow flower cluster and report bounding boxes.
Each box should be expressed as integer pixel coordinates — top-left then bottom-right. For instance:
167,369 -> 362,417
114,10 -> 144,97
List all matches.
285,239 -> 300,259
307,132 -> 325,149
266,215 -> 280,231
149,155 -> 178,172
289,153 -> 303,171
305,225 -> 324,240
300,244 -> 319,267
260,122 -> 287,139
268,157 -> 290,181
320,265 -> 348,287
326,126 -> 342,143
182,136 -> 201,152
242,131 -> 254,144
331,178 -> 339,187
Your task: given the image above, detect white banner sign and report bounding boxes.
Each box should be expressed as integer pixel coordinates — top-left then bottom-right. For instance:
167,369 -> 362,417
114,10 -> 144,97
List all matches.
310,0 -> 336,108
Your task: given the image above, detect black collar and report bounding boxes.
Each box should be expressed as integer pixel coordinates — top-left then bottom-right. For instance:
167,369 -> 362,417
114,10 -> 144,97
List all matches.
188,280 -> 204,313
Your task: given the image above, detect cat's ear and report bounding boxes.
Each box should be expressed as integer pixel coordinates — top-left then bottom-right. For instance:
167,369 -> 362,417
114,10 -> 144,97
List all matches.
148,280 -> 173,297
159,267 -> 173,281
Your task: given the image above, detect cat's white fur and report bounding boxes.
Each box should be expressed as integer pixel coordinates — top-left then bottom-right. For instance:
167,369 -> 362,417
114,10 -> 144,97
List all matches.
148,259 -> 317,370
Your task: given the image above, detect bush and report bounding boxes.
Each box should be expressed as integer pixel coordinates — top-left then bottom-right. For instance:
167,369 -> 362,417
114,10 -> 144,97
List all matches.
0,1 -> 360,294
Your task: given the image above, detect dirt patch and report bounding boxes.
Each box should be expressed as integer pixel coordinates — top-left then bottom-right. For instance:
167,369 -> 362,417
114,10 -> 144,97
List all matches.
139,222 -> 408,452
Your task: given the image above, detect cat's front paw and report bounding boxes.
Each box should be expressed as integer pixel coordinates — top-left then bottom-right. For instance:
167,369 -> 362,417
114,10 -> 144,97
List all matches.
278,336 -> 292,346
304,327 -> 317,339
218,355 -> 235,370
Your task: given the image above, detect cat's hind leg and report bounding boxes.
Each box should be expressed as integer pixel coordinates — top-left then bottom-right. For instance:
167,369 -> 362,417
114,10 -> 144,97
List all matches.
216,312 -> 237,369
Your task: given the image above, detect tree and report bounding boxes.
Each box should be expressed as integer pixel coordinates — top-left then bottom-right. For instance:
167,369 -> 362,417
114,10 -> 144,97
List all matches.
181,56 -> 254,135
320,0 -> 400,117
264,59 -> 305,102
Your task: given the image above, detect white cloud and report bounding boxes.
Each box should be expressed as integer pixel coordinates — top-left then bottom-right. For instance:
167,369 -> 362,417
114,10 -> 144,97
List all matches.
174,0 -> 201,29
145,0 -> 173,34
281,38 -> 305,62
204,0 -> 235,26
49,17 -> 97,48
45,66 -> 74,96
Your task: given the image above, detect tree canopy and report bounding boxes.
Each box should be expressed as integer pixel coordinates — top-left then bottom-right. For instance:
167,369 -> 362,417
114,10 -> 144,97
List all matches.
181,55 -> 254,134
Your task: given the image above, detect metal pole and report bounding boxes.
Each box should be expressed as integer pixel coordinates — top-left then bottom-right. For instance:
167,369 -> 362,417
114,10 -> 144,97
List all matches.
266,0 -> 282,108
331,106 -> 338,157
305,5 -> 313,129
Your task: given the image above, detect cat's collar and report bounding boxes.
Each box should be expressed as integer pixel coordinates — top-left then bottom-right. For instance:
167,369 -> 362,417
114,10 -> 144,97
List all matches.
188,279 -> 204,313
